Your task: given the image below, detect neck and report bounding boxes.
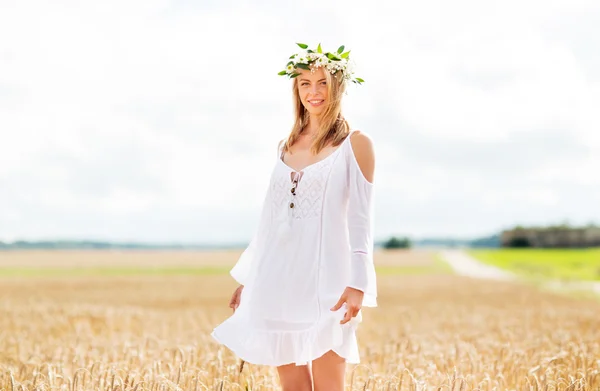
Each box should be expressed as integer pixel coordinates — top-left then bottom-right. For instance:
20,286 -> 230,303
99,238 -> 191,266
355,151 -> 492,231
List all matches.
303,115 -> 321,138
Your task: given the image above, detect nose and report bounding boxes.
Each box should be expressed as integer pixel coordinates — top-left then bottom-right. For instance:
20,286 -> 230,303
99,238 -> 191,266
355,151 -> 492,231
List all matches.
311,84 -> 319,95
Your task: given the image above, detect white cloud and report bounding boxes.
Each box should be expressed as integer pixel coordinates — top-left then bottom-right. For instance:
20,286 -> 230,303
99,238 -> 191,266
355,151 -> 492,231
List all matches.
1,0 -> 599,242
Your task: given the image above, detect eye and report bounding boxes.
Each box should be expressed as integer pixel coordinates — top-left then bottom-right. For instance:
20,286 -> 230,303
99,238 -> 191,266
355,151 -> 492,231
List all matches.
301,82 -> 309,86
321,81 -> 327,85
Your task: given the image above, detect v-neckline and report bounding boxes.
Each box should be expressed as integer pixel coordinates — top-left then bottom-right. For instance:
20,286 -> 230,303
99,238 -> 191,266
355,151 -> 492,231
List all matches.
279,134 -> 351,173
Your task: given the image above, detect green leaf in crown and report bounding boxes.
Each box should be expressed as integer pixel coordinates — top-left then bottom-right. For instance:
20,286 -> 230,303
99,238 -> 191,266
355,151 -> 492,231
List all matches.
279,42 -> 364,85
295,63 -> 311,70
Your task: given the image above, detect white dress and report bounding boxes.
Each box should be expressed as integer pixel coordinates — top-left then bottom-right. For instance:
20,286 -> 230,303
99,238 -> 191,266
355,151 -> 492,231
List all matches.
211,130 -> 377,366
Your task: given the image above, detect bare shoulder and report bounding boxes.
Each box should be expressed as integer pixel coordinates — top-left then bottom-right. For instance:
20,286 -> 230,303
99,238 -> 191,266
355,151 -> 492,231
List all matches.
349,130 -> 375,183
349,130 -> 374,154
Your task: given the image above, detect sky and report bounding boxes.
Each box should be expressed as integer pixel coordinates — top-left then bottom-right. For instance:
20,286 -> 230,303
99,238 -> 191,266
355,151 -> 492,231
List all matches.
1,0 -> 599,244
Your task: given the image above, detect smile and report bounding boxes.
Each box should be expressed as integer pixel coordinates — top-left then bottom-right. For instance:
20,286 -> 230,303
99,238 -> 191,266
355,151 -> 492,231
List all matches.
308,100 -> 324,107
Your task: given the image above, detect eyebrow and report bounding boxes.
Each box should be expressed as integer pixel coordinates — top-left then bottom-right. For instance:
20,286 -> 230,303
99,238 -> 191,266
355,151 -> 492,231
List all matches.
299,78 -> 327,82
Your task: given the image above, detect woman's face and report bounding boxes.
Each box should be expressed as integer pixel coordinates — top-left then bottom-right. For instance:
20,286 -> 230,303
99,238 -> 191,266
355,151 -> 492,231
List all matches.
297,66 -> 328,116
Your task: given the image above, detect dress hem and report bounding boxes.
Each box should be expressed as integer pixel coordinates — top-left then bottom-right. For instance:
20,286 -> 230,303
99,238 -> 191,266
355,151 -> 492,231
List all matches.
210,329 -> 360,367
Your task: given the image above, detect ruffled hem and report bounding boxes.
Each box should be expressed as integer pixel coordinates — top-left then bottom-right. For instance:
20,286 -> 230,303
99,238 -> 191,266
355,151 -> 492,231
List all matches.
211,309 -> 361,367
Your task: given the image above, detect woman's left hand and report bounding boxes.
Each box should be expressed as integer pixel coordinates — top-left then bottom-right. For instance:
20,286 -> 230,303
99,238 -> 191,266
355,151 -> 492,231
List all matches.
330,287 -> 364,324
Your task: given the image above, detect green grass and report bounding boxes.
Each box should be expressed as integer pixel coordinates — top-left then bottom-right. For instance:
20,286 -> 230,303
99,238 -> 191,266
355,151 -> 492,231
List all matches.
468,248 -> 600,281
0,260 -> 454,278
0,266 -> 232,277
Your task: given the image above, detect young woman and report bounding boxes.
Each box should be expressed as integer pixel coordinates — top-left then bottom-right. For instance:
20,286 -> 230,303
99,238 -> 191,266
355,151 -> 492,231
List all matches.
211,43 -> 377,391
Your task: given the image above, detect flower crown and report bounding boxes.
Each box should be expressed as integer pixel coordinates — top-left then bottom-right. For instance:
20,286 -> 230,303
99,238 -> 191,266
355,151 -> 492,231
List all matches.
278,43 -> 364,85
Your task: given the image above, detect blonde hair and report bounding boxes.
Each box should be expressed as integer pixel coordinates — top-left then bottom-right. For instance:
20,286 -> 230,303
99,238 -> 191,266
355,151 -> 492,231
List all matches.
282,69 -> 351,155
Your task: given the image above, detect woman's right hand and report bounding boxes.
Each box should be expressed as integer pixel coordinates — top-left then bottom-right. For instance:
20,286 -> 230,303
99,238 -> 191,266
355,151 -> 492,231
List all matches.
229,284 -> 244,312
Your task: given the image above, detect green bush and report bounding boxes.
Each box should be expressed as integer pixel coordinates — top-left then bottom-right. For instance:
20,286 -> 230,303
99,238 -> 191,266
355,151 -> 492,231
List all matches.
383,236 -> 412,249
508,237 -> 531,248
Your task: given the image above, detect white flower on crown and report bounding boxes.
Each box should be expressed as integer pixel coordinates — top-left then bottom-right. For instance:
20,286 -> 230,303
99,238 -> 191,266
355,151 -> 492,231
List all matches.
297,50 -> 309,62
329,60 -> 345,74
279,43 -> 364,85
311,56 -> 325,69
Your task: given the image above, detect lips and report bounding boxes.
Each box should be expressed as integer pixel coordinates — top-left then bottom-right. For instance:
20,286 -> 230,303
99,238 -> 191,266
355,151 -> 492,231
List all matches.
308,99 -> 324,107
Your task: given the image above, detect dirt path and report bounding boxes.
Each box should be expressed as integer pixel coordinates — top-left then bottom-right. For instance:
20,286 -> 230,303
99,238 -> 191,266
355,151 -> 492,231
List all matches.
439,249 -> 514,280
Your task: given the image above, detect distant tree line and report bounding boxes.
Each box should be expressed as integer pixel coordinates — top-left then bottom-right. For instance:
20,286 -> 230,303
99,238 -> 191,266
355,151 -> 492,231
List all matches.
379,233 -> 502,249
502,222 -> 600,248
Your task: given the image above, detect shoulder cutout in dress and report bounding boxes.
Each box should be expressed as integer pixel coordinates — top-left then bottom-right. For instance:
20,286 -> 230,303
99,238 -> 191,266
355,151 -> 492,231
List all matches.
348,131 -> 375,184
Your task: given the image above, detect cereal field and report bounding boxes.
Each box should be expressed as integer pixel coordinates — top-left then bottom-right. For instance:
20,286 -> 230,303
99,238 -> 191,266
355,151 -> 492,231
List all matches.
1,249 -> 599,390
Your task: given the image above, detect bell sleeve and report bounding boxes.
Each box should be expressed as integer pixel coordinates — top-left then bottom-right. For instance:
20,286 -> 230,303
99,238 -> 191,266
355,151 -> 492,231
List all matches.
346,139 -> 378,307
230,180 -> 272,286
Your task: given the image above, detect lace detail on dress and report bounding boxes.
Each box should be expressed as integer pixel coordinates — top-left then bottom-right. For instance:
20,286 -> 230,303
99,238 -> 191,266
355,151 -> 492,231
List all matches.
271,173 -> 293,218
289,159 -> 331,219
272,145 -> 343,221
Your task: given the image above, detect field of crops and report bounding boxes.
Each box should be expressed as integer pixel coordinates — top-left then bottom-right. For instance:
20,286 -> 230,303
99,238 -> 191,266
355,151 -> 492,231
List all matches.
1,249 -> 599,390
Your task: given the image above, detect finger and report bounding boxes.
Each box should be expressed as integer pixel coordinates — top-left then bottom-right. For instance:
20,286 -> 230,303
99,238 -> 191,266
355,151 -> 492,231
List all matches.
340,311 -> 352,325
346,307 -> 355,317
330,297 -> 345,311
348,305 -> 360,314
229,293 -> 239,308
